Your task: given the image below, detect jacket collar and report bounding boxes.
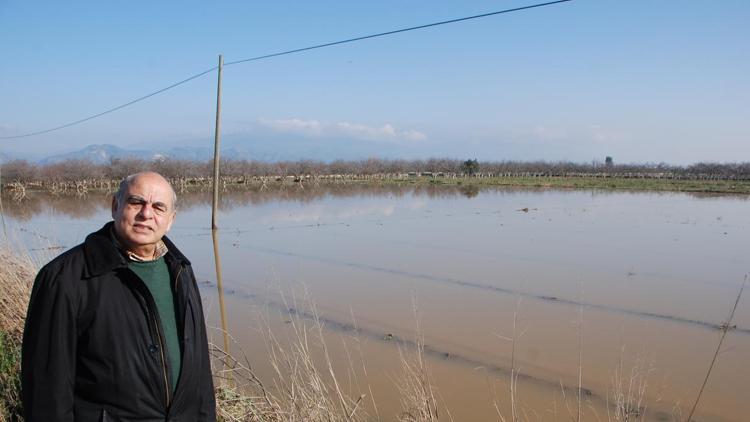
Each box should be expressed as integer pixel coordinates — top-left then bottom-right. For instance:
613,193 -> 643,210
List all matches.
83,222 -> 190,278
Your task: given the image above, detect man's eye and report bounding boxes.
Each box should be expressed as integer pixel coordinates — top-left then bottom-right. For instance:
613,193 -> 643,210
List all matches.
128,199 -> 144,206
154,205 -> 167,213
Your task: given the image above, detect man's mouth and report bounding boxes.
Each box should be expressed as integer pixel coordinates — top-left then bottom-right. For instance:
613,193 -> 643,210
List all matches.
132,224 -> 152,232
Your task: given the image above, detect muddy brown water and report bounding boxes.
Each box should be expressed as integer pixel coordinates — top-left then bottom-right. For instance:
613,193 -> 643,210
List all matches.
5,185 -> 749,421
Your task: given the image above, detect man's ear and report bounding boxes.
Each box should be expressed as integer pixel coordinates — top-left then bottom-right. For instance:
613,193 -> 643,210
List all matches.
111,196 -> 119,219
165,211 -> 176,233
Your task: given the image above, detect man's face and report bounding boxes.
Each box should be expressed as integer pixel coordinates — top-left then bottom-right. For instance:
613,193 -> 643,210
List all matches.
111,173 -> 176,254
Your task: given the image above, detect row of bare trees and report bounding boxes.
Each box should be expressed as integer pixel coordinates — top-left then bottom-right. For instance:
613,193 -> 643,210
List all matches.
3,157 -> 750,185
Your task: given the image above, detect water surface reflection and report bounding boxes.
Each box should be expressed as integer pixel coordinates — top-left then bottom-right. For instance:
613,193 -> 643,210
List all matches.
4,186 -> 749,421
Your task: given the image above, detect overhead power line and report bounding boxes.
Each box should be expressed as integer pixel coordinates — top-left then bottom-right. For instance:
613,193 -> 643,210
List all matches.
224,0 -> 573,66
1,66 -> 219,140
1,0 -> 573,140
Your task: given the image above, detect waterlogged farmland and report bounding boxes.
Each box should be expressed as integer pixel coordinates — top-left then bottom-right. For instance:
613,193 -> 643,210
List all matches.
5,185 -> 749,421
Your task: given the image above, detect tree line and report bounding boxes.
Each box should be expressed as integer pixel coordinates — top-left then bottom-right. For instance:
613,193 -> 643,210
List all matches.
3,157 -> 750,184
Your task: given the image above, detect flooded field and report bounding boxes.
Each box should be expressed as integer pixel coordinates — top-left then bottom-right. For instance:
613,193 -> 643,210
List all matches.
4,185 -> 749,421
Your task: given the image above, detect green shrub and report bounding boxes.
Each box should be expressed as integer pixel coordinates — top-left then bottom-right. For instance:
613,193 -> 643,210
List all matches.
0,330 -> 23,421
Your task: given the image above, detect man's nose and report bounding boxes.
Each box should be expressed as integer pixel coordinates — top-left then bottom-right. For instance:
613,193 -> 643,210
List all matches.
137,203 -> 154,218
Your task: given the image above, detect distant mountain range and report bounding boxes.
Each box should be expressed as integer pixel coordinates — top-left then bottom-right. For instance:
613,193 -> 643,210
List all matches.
8,132 -> 436,165
38,144 -> 152,164
38,144 -> 215,164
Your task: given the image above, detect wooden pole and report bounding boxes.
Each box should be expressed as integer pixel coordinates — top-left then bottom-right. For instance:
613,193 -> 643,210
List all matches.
210,55 -> 231,356
212,55 -> 223,231
0,158 -> 6,240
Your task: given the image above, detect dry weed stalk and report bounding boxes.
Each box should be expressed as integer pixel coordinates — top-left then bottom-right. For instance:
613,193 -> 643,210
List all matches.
685,277 -> 746,422
395,300 -> 443,422
211,294 -> 372,422
577,296 -> 584,422
493,297 -> 525,422
254,295 -> 368,422
607,349 -> 653,422
210,342 -> 281,422
395,337 -> 441,422
347,308 -> 381,421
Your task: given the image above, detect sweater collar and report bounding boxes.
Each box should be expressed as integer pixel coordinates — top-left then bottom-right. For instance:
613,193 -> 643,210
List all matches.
111,226 -> 169,262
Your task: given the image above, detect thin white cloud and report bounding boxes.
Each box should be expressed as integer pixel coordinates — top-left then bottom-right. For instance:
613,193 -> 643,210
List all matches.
259,118 -> 426,142
261,118 -> 323,135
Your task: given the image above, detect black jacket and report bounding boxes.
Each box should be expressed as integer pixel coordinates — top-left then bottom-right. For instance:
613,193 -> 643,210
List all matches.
22,222 -> 216,421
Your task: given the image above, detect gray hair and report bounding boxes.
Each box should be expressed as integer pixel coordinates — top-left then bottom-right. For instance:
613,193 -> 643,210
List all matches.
114,173 -> 178,211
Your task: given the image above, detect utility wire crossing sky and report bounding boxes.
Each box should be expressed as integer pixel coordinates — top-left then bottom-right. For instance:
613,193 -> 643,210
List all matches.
0,0 -> 572,140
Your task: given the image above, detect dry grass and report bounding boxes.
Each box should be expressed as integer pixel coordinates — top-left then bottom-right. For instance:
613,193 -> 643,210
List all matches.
211,296 -> 371,422
210,343 -> 281,421
395,335 -> 441,422
393,298 -> 447,422
261,300 -> 369,422
607,350 -> 653,421
493,297 -> 525,422
0,245 -> 35,340
0,243 -> 36,421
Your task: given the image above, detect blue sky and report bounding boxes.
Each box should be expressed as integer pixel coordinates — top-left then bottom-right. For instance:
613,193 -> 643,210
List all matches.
1,0 -> 748,164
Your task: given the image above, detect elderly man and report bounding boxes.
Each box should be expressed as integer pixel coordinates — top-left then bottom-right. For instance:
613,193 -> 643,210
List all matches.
22,172 -> 216,421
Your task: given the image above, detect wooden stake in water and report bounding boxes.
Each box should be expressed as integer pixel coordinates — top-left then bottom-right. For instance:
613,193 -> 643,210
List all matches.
211,54 -> 231,356
0,159 -> 7,240
212,54 -> 223,231
212,230 -> 229,352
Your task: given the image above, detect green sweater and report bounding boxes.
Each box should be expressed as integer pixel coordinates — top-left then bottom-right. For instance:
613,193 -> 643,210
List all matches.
129,257 -> 181,393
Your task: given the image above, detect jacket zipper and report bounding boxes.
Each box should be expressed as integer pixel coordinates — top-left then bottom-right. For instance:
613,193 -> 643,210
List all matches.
175,266 -> 183,291
153,317 -> 171,408
160,264 -> 184,406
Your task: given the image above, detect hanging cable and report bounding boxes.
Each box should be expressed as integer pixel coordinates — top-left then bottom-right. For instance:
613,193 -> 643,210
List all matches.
225,0 -> 573,66
0,66 -> 218,139
1,0 -> 574,140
